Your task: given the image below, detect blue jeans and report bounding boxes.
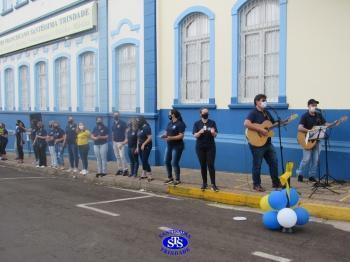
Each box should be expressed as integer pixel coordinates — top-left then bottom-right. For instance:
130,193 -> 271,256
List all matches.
67,143 -> 79,169
55,143 -> 65,167
296,143 -> 320,178
78,144 -> 90,170
249,143 -> 279,186
165,143 -> 184,181
127,146 -> 139,176
139,143 -> 152,172
94,143 -> 108,174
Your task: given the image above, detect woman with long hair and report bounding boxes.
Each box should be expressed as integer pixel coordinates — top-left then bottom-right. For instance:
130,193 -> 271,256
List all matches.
136,116 -> 153,181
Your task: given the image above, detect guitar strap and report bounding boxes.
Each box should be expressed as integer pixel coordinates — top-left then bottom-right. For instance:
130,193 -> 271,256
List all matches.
262,110 -> 271,122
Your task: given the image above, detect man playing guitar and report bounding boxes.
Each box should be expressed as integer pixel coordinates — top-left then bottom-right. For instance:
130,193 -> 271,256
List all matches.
296,99 -> 330,182
244,94 -> 282,192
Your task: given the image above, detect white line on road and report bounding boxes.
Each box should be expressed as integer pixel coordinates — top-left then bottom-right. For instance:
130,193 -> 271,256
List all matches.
106,186 -> 182,200
76,204 -> 120,217
77,195 -> 153,206
252,251 -> 291,262
0,177 -> 56,181
158,226 -> 173,231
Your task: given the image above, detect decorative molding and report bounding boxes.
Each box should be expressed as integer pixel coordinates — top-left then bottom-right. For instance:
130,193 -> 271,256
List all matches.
111,18 -> 141,37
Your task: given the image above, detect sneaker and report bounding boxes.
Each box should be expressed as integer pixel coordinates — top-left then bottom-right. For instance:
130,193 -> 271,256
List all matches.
211,185 -> 219,192
253,185 -> 266,192
96,173 -> 101,178
59,166 -> 65,170
100,173 -> 107,177
147,177 -> 154,182
272,182 -> 283,189
66,168 -> 73,172
36,165 -> 40,168
298,175 -> 304,182
79,170 -> 84,175
73,168 -> 79,173
173,180 -> 181,186
309,176 -> 317,182
122,170 -> 129,176
39,166 -> 45,168
201,184 -> 208,191
115,170 -> 123,176
164,178 -> 174,184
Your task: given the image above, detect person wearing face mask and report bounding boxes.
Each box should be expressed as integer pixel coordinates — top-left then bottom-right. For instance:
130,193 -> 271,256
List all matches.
91,117 -> 109,177
47,121 -> 58,168
111,112 -> 128,176
76,122 -> 91,176
52,122 -> 66,170
136,116 -> 153,181
244,94 -> 281,192
0,123 -> 9,161
125,118 -> 139,178
65,116 -> 79,173
296,99 -> 328,182
15,120 -> 26,164
193,108 -> 219,192
35,121 -> 48,168
162,109 -> 186,185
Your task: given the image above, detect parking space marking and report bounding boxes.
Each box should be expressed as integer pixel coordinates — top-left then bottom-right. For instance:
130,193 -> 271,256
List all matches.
76,195 -> 153,217
158,226 -> 173,231
252,251 -> 291,262
106,186 -> 182,200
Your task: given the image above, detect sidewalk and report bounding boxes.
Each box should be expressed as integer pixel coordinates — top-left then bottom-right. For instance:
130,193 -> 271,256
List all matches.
1,152 -> 350,222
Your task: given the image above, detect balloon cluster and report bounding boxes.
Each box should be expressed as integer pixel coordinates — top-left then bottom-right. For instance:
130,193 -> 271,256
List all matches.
260,188 -> 310,230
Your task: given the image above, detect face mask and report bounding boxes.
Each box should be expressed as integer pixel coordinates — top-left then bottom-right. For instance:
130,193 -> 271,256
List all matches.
310,106 -> 317,113
201,113 -> 209,120
260,101 -> 267,109
68,120 -> 73,124
168,115 -> 172,120
79,125 -> 84,130
114,116 -> 119,121
53,126 -> 58,129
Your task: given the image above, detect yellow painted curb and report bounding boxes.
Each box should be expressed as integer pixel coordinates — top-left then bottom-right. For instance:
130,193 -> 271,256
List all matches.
168,186 -> 350,222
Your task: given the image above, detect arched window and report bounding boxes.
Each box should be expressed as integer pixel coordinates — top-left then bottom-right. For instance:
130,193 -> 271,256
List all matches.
79,51 -> 96,111
55,57 -> 70,111
238,0 -> 280,103
117,44 -> 137,112
18,65 -> 30,111
4,68 -> 15,110
35,61 -> 48,111
180,13 -> 210,103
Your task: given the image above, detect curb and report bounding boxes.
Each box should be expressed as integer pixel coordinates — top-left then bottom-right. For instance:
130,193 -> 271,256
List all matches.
168,186 -> 350,222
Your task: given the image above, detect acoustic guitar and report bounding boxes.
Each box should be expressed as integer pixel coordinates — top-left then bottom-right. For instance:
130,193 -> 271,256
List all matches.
297,116 -> 348,150
246,114 -> 298,147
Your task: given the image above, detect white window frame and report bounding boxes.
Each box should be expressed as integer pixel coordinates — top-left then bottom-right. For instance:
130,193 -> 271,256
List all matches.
80,51 -> 96,112
55,57 -> 70,111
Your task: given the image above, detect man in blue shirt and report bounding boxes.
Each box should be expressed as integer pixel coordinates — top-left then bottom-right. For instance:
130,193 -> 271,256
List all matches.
112,112 -> 128,176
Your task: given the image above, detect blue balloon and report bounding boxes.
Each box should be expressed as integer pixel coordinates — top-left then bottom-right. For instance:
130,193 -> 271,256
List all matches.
262,211 -> 281,230
294,207 -> 310,225
268,191 -> 288,210
282,188 -> 300,207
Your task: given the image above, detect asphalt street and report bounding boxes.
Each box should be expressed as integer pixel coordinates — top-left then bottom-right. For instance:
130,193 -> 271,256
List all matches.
0,165 -> 349,262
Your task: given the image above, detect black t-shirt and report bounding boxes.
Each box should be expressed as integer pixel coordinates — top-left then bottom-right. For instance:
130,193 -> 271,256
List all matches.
47,129 -> 55,146
127,129 -> 138,148
36,128 -> 47,146
53,128 -> 65,144
166,120 -> 186,146
299,112 -> 326,130
246,108 -> 275,124
137,124 -> 152,146
0,128 -> 8,141
65,123 -> 77,144
30,128 -> 37,141
112,120 -> 127,142
92,125 -> 109,145
192,119 -> 218,148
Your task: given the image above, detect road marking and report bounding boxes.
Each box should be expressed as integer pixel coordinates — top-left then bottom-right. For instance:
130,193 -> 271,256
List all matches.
233,182 -> 250,189
339,192 -> 350,202
207,203 -> 263,214
76,195 -> 153,217
0,177 -> 56,181
76,204 -> 120,217
252,251 -> 291,262
158,226 -> 173,231
106,186 -> 182,200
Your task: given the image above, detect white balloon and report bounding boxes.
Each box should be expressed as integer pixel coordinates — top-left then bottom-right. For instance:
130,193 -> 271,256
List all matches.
277,208 -> 297,228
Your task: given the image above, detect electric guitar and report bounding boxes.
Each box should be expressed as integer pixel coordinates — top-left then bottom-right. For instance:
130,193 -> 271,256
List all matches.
246,114 -> 298,147
297,116 -> 348,150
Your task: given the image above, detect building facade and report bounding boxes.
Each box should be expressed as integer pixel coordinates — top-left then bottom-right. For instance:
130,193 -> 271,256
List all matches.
1,0 -> 349,180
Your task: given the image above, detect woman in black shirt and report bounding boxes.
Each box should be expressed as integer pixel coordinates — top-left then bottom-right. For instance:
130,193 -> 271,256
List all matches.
136,116 -> 153,182
162,109 -> 186,185
193,108 -> 219,192
124,118 -> 139,178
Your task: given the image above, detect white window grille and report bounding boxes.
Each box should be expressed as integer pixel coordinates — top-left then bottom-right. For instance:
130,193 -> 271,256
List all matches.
19,65 -> 30,111
118,44 -> 137,112
55,57 -> 70,111
36,62 -> 47,111
80,52 -> 96,111
239,0 -> 279,103
4,68 -> 14,110
181,13 -> 210,104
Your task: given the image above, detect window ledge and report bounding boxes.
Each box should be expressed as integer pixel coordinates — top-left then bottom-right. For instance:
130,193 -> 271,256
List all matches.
14,0 -> 29,9
228,103 -> 289,109
1,7 -> 13,16
172,103 -> 217,109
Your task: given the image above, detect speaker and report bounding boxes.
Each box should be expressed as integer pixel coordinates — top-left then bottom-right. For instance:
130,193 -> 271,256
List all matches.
29,113 -> 42,129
